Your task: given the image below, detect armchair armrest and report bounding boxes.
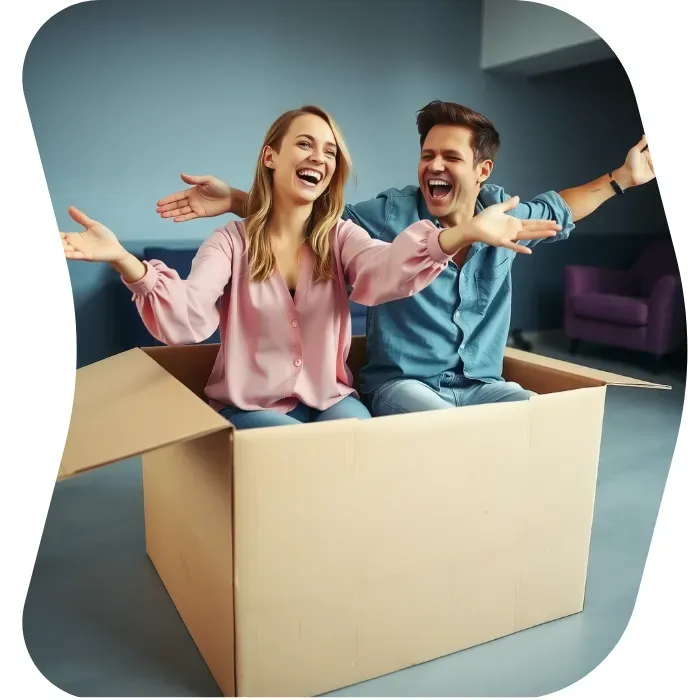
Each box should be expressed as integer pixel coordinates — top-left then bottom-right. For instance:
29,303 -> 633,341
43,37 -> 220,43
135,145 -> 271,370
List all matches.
647,274 -> 683,355
650,274 -> 681,306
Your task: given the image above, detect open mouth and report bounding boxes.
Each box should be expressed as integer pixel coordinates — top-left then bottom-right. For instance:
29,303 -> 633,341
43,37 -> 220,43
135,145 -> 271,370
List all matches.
427,178 -> 453,200
296,168 -> 323,188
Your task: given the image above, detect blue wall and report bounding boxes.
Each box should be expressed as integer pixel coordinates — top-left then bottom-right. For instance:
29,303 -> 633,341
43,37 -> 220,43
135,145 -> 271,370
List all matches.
23,0 -> 669,366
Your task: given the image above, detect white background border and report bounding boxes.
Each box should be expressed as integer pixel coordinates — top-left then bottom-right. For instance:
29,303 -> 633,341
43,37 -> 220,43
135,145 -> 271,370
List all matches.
1,0 -> 696,697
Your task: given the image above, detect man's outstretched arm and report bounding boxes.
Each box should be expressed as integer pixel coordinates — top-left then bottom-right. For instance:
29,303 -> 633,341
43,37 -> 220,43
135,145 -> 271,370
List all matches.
557,135 -> 655,222
155,175 -> 388,235
156,137 -> 654,231
491,135 -> 656,248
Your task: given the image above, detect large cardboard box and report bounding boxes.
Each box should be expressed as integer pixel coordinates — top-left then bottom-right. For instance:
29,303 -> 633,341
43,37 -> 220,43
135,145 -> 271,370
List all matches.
57,336 -> 669,697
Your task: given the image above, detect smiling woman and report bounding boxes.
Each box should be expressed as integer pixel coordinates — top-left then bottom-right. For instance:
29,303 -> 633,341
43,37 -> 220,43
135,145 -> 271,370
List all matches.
60,104 -> 560,431
244,107 -> 347,285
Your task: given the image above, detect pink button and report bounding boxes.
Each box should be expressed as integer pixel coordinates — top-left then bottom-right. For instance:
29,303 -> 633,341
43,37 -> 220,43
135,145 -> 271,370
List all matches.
291,319 -> 299,328
294,358 -> 302,367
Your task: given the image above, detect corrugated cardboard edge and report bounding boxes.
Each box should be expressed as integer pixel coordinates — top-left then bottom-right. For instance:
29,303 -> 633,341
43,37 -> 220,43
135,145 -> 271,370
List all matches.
142,430 -> 237,696
58,347 -> 232,480
349,334 -> 670,391
503,346 -> 671,390
57,424 -> 231,482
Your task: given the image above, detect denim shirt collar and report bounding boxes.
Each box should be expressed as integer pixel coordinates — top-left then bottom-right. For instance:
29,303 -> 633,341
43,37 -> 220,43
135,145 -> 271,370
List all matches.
417,190 -> 488,258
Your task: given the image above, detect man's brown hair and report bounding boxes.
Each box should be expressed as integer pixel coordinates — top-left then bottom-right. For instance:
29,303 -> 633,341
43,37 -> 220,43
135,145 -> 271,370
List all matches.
416,100 -> 500,165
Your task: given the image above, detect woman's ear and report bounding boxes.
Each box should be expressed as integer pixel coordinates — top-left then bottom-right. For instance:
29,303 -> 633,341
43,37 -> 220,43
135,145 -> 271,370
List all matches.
262,145 -> 276,170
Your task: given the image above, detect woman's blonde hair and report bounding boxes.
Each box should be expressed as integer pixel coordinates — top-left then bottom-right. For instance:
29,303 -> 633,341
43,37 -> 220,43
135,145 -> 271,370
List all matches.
245,105 -> 352,283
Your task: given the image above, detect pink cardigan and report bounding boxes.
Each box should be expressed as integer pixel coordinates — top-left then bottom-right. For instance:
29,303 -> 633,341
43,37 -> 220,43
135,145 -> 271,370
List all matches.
124,217 -> 451,413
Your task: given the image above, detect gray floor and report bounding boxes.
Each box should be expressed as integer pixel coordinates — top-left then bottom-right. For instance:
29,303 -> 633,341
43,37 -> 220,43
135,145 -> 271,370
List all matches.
23,336 -> 686,697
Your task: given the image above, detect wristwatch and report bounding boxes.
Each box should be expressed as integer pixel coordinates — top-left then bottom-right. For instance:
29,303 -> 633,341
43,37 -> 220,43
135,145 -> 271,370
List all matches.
608,172 -> 625,195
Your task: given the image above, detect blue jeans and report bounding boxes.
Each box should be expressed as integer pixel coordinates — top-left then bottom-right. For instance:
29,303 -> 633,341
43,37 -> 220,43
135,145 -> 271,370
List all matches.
219,394 -> 371,430
370,371 -> 534,417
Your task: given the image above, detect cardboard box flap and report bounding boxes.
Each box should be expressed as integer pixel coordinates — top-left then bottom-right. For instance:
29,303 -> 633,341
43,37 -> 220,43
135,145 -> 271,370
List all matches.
503,347 -> 671,390
58,348 -> 231,480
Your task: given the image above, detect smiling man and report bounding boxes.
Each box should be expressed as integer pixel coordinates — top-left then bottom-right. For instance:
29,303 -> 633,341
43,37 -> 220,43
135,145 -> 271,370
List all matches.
155,100 -> 656,415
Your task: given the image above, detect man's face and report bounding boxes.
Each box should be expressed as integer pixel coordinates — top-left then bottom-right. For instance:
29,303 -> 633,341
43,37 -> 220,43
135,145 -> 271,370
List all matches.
417,124 -> 492,225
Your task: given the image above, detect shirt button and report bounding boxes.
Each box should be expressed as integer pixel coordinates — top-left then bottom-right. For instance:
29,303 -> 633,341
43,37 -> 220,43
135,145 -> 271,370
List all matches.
291,319 -> 299,328
294,358 -> 302,367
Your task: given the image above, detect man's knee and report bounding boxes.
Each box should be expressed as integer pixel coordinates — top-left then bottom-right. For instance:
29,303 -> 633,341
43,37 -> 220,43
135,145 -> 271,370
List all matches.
370,379 -> 451,416
494,382 -> 536,403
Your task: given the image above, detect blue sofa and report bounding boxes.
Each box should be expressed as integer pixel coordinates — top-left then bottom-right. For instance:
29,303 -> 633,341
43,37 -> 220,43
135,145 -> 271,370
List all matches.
118,246 -> 368,351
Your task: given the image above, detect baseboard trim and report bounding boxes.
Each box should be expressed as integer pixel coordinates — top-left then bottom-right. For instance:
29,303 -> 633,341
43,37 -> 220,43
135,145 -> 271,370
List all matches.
509,328 -> 565,347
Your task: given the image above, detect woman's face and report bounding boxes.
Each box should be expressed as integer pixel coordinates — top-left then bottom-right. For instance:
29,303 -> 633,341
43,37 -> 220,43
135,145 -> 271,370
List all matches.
265,113 -> 338,205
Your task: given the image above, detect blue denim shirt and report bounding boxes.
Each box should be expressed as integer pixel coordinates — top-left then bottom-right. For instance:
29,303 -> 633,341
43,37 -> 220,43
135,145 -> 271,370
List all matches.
343,184 -> 575,396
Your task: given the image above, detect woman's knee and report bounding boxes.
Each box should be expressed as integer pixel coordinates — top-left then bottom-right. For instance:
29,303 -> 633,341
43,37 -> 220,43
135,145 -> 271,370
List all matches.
317,395 -> 372,422
220,406 -> 301,430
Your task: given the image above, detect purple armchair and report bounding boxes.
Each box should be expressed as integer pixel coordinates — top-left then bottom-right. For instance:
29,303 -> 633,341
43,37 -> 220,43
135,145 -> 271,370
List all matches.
564,240 -> 684,372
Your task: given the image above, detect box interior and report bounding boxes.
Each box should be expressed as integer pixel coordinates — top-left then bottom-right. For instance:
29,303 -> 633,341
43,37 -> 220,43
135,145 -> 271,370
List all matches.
58,336 -> 669,481
144,336 -> 668,405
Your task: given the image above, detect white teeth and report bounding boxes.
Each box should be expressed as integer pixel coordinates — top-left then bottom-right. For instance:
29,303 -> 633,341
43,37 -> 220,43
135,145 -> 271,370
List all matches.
428,179 -> 451,187
297,169 -> 322,183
